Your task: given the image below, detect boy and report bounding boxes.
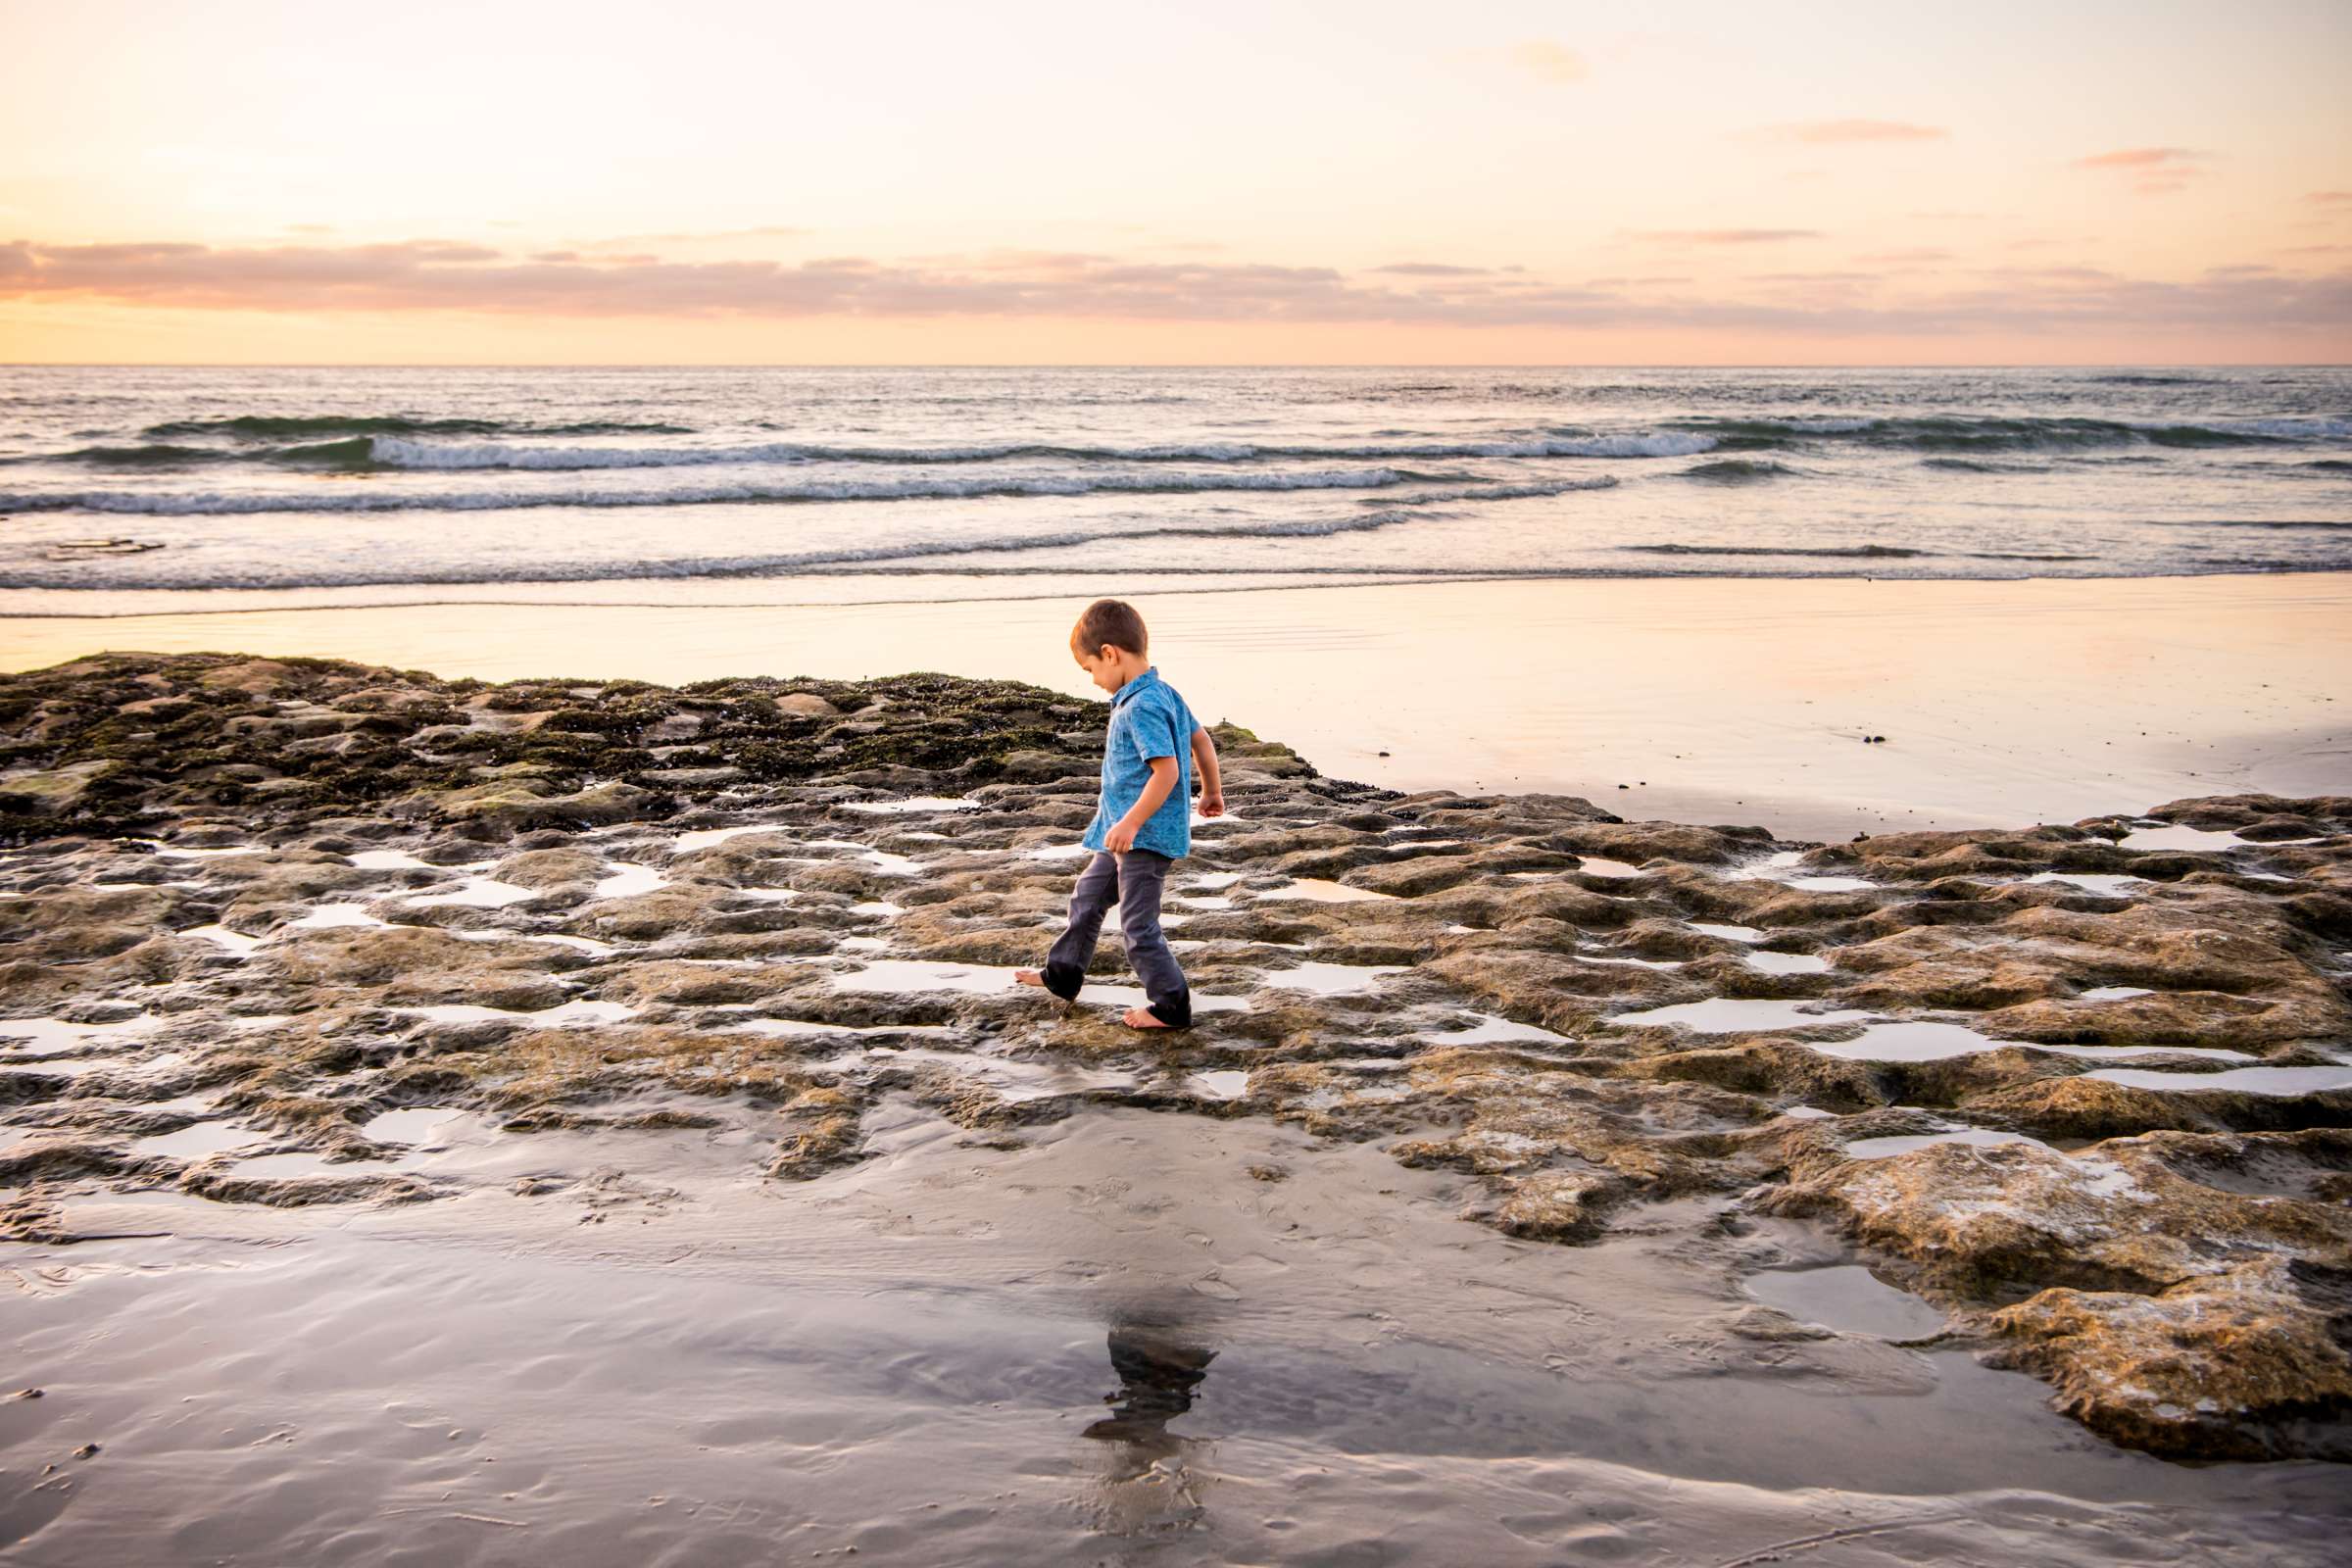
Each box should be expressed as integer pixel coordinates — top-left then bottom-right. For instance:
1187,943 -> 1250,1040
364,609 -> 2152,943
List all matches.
1017,599 -> 1224,1029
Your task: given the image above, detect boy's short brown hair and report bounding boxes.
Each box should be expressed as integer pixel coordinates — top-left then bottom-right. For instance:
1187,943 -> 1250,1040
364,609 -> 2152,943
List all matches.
1072,598 -> 1149,657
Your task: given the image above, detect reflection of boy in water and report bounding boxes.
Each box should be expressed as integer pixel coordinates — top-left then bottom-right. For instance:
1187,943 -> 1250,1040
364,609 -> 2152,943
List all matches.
1082,1324 -> 1217,1446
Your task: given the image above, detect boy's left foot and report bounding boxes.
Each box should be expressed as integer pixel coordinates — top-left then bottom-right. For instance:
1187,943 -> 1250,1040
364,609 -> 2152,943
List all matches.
1122,1006 -> 1174,1029
1014,968 -> 1046,988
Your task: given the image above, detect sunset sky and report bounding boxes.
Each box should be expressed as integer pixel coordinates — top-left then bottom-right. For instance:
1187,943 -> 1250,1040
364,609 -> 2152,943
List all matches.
2,0 -> 2347,365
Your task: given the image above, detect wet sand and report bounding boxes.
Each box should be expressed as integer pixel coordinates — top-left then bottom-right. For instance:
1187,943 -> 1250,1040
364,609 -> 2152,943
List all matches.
12,1107 -> 2344,1567
4,571 -> 2346,839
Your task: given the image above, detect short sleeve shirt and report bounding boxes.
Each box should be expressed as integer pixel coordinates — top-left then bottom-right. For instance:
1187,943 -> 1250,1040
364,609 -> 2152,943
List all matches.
1083,666 -> 1197,859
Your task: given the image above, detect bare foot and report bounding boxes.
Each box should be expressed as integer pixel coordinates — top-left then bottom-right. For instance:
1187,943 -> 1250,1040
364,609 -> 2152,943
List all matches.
1122,1006 -> 1173,1029
1014,968 -> 1046,988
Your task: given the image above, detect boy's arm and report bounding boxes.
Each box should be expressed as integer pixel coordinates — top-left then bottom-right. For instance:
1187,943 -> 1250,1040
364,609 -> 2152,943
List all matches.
1191,724 -> 1225,816
1104,757 -> 1179,852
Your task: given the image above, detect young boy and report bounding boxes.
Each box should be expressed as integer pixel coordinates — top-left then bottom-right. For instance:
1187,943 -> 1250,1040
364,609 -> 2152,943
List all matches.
1017,599 -> 1224,1029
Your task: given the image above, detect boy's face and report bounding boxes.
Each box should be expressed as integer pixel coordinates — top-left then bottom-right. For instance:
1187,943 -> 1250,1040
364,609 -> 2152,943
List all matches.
1071,639 -> 1124,693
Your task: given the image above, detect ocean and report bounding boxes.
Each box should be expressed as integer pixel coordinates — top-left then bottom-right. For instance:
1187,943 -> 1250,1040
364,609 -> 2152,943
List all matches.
1,365 -> 2346,609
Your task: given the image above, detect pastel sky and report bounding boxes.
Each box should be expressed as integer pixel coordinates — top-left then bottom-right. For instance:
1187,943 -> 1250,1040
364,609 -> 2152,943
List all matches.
2,0 -> 2347,365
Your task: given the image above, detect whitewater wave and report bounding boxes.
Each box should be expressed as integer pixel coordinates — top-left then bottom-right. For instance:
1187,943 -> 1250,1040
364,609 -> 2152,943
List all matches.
0,466 -> 1430,516
1664,414 -> 2352,452
357,430 -> 1715,470
140,415 -> 695,440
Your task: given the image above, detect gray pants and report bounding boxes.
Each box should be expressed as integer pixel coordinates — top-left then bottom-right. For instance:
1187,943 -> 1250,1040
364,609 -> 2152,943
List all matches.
1040,850 -> 1192,1027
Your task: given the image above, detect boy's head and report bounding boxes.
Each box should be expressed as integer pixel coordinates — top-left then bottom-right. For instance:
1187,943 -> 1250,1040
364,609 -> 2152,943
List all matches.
1070,598 -> 1150,693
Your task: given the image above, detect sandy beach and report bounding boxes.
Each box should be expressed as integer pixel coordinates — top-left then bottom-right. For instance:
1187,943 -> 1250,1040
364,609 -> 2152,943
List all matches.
5,571 -> 2346,840
1,649 -> 2347,1563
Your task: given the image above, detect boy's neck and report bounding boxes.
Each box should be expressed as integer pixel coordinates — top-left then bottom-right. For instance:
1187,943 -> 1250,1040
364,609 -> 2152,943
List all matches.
1106,653 -> 1152,690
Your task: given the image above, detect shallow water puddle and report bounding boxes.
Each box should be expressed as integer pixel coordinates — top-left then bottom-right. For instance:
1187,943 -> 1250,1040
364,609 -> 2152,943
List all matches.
1806,1020 -> 2004,1060
833,959 -> 1012,996
2078,985 -> 2153,1001
0,1014 -> 165,1051
591,861 -> 669,900
132,1120 -> 269,1160
404,874 -> 540,909
1424,1013 -> 1574,1048
1689,922 -> 1764,942
132,839 -> 263,860
1573,948 -> 1684,970
362,1106 -> 473,1145
1183,871 -> 1247,889
671,824 -> 791,855
183,923 -> 266,957
454,929 -> 621,958
1572,857 -> 1646,879
2088,1064 -> 2352,1095
1020,843 -> 1094,861
727,887 -> 802,904
1744,951 -> 1830,975
398,999 -> 639,1028
2020,871 -> 2144,897
2118,823 -> 2253,853
347,848 -> 441,870
286,903 -> 392,931
850,901 -> 906,917
1844,1127 -> 2054,1159
806,839 -> 924,877
1252,878 -> 1397,904
1746,1264 -> 1948,1340
1185,1069 -> 1253,1100
1607,999 -> 1875,1034
1257,961 -> 1406,996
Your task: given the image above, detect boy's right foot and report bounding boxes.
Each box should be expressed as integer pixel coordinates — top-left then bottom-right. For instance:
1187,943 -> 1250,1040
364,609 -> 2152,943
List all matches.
1014,968 -> 1046,988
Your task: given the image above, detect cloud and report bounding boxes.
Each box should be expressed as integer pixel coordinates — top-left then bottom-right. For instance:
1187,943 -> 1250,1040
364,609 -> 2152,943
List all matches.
1856,248 -> 1956,265
1368,262 -> 1491,276
2074,147 -> 2207,196
1,233 -> 2343,342
1505,41 -> 1589,84
2075,147 -> 2201,171
573,224 -> 807,249
1629,228 -> 1823,245
1750,119 -> 1947,144
2306,191 -> 2352,207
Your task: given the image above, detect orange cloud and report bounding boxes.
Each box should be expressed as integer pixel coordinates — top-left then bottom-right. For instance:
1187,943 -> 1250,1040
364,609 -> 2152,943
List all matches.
2306,190 -> 2352,206
1,235 -> 2343,347
1751,119 -> 1948,144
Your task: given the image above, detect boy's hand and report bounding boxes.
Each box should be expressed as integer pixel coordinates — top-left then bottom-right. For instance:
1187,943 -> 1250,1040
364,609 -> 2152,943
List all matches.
1104,819 -> 1139,853
1200,788 -> 1226,818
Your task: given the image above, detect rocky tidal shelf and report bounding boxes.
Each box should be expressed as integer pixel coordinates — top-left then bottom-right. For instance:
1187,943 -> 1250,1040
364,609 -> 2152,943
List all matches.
2,652 -> 2348,1471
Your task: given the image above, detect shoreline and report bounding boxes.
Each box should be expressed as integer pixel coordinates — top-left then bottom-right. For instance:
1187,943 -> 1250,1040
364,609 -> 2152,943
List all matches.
5,571 -> 2345,841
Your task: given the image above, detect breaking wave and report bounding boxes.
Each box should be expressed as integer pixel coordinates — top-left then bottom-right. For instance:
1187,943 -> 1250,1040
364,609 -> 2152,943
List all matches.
139,415 -> 696,440
0,466 -> 1438,516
